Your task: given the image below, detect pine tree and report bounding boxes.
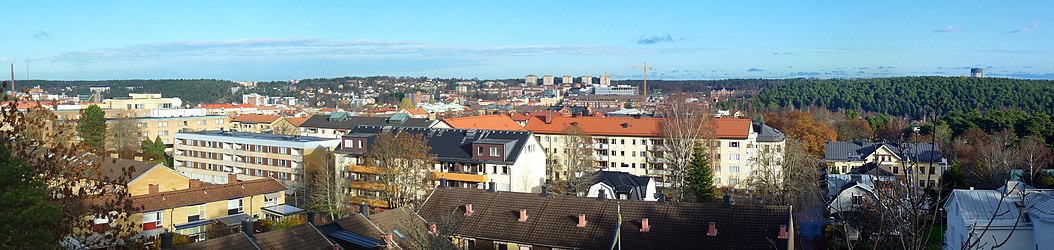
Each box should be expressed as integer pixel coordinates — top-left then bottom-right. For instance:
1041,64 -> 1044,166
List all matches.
685,143 -> 716,202
76,105 -> 106,152
0,143 -> 61,248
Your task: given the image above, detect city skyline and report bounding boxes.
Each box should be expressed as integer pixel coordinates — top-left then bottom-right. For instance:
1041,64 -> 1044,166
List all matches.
4,1 -> 1052,81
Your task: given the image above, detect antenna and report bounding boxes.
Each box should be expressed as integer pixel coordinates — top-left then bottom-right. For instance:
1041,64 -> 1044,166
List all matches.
629,62 -> 653,100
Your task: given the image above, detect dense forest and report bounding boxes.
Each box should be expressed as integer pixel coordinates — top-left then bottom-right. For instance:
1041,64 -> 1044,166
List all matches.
754,76 -> 1054,118
20,79 -> 238,105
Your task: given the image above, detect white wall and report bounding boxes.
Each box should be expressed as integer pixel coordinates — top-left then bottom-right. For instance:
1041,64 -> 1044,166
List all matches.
509,138 -> 547,193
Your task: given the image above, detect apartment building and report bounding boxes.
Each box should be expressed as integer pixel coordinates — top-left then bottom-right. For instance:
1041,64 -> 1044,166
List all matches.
123,114 -> 230,145
825,141 -> 946,188
172,131 -> 340,189
198,103 -> 258,116
103,93 -> 180,110
525,115 -> 786,188
335,126 -> 546,209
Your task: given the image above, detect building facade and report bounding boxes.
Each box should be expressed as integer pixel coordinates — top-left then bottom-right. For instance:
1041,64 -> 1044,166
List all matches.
172,131 -> 340,190
825,142 -> 946,188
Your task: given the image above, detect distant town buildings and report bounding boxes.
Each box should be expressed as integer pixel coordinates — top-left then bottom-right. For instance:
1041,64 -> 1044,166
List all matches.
600,74 -> 611,86
971,67 -> 984,78
524,74 -> 538,85
562,75 -> 574,84
581,75 -> 593,85
542,75 -> 555,85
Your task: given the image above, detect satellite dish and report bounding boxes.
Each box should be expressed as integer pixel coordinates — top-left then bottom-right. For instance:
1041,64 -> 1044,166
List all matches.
171,97 -> 183,108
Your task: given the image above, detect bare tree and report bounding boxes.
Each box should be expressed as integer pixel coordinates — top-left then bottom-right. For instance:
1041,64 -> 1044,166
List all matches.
657,93 -> 715,202
1017,135 -> 1051,185
748,139 -> 822,207
973,130 -> 1018,188
107,111 -> 144,157
365,131 -> 436,209
551,126 -> 594,195
308,148 -> 350,221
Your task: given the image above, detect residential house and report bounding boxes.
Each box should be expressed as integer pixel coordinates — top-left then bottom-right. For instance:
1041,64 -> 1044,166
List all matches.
944,181 -> 1054,250
825,141 -> 947,188
586,171 -> 658,201
318,206 -> 436,250
298,112 -> 435,138
417,187 -> 795,250
336,126 -> 546,209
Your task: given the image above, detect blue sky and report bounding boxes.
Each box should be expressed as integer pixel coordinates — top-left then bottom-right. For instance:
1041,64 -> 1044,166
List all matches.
4,1 -> 1052,80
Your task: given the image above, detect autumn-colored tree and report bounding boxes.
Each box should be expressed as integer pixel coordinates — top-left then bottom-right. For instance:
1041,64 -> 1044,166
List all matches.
763,111 -> 837,156
835,118 -> 874,141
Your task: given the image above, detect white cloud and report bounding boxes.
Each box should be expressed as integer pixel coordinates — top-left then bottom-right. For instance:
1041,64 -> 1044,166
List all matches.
932,26 -> 962,33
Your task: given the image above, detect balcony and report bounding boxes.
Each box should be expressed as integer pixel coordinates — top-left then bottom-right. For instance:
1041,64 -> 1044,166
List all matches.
348,164 -> 382,174
593,155 -> 609,162
350,181 -> 392,191
431,171 -> 487,183
592,143 -> 609,149
350,196 -> 390,209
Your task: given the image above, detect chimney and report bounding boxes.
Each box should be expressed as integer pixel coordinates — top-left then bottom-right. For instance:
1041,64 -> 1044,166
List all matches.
438,177 -> 447,188
707,222 -> 717,236
518,209 -> 528,222
160,232 -> 174,250
598,189 -> 607,200
428,222 -> 438,236
384,234 -> 395,249
464,204 -> 473,217
189,180 -> 203,188
359,202 -> 369,215
488,180 -> 496,192
228,173 -> 238,183
656,193 -> 666,204
242,219 -> 255,239
540,183 -> 549,196
577,214 -> 588,228
307,211 -> 315,225
621,123 -> 629,128
778,225 -> 788,239
148,184 -> 159,194
640,218 -> 650,232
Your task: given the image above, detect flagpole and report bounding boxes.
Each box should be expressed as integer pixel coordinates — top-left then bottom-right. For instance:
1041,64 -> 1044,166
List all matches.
617,201 -> 622,250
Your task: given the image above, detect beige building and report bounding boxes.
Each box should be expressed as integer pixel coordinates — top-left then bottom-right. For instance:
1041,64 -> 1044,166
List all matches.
103,93 -> 181,110
824,142 -> 945,188
230,114 -> 296,134
120,115 -> 230,144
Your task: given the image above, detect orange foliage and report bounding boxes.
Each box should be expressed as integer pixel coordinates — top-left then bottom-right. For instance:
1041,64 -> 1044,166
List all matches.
764,111 -> 837,156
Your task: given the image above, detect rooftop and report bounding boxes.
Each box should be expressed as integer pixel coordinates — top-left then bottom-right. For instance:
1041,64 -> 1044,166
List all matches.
442,114 -> 526,131
131,178 -> 286,212
178,130 -> 336,142
232,114 -> 282,124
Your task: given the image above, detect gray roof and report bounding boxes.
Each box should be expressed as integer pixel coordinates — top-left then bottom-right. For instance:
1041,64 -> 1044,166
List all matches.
591,171 -> 652,200
945,183 -> 1054,227
300,113 -> 433,130
343,126 -> 534,165
825,142 -> 940,162
753,122 -> 786,143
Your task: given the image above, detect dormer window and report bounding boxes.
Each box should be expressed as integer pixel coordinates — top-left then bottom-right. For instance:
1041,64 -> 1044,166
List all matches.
490,147 -> 499,157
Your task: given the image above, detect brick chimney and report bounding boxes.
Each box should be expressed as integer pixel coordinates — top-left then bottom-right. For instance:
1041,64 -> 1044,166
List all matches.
778,225 -> 788,239
640,218 -> 650,232
384,234 -> 395,249
518,209 -> 528,222
464,204 -> 473,217
228,173 -> 238,183
707,222 -> 717,236
577,214 -> 587,228
428,222 -> 438,236
148,184 -> 159,194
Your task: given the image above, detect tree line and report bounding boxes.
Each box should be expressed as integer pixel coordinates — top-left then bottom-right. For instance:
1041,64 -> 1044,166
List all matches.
21,79 -> 238,105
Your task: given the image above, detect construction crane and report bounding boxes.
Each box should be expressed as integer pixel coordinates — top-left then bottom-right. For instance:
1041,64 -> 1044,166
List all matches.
629,63 -> 653,100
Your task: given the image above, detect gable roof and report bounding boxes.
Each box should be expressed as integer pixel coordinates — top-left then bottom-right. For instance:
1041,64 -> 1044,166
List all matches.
325,207 -> 433,250
825,142 -> 940,162
525,115 -> 662,137
299,114 -> 433,130
442,114 -> 526,131
417,187 -> 793,250
174,232 -> 259,250
254,223 -> 339,249
590,171 -> 652,200
232,114 -> 282,124
284,117 -> 309,127
753,121 -> 786,142
713,118 -> 752,139
342,127 -> 534,165
131,179 -> 286,212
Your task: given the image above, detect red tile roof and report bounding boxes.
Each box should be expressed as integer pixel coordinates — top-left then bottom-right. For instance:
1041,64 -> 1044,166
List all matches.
509,113 -> 532,122
284,117 -> 308,127
443,114 -> 526,131
198,103 -> 255,109
525,115 -> 661,137
232,114 -> 282,123
404,108 -> 428,116
713,118 -> 752,139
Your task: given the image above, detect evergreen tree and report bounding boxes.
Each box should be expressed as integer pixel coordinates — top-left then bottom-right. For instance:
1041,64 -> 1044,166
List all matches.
76,105 -> 106,151
685,143 -> 716,202
0,143 -> 61,248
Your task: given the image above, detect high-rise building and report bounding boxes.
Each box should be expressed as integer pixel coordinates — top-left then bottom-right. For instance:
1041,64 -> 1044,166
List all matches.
562,75 -> 574,84
525,74 -> 538,85
600,74 -> 611,86
542,75 -> 555,85
581,75 -> 593,85
971,68 -> 984,78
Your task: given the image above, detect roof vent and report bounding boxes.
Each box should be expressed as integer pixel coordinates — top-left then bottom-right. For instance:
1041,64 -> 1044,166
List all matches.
570,122 -> 579,126
518,209 -> 528,222
778,225 -> 788,239
577,214 -> 588,228
707,222 -> 718,236
464,204 -> 473,217
621,123 -> 629,128
640,218 -> 650,232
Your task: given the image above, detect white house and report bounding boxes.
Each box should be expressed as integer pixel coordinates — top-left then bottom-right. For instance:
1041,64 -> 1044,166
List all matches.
585,171 -> 657,201
944,181 -> 1054,250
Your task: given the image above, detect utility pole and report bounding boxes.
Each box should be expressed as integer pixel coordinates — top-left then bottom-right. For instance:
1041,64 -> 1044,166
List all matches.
10,63 -> 14,95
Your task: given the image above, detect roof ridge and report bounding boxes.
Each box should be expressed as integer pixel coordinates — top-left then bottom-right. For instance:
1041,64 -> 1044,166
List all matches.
132,178 -> 279,198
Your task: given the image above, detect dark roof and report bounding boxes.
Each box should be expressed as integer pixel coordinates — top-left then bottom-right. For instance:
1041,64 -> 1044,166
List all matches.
300,114 -> 432,130
753,122 -> 787,143
417,188 -> 793,250
322,207 -> 436,250
254,223 -> 339,250
343,127 -> 534,165
590,171 -> 652,200
825,142 -> 940,162
174,232 -> 258,250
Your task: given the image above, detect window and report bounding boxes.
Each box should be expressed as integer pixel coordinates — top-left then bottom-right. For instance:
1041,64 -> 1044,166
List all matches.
158,122 -> 168,128
729,154 -> 740,161
196,120 -> 206,126
216,119 -> 224,124
228,199 -> 244,215
730,166 -> 740,173
851,195 -> 863,205
632,151 -> 637,157
255,169 -> 264,176
729,142 -> 740,147
632,139 -> 636,145
715,178 -> 721,185
143,211 -> 163,230
264,193 -> 279,207
490,147 -> 499,157
729,178 -> 739,185
621,139 -> 625,144
501,166 -> 509,175
188,204 -> 205,222
477,147 -> 483,156
620,151 -> 625,156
